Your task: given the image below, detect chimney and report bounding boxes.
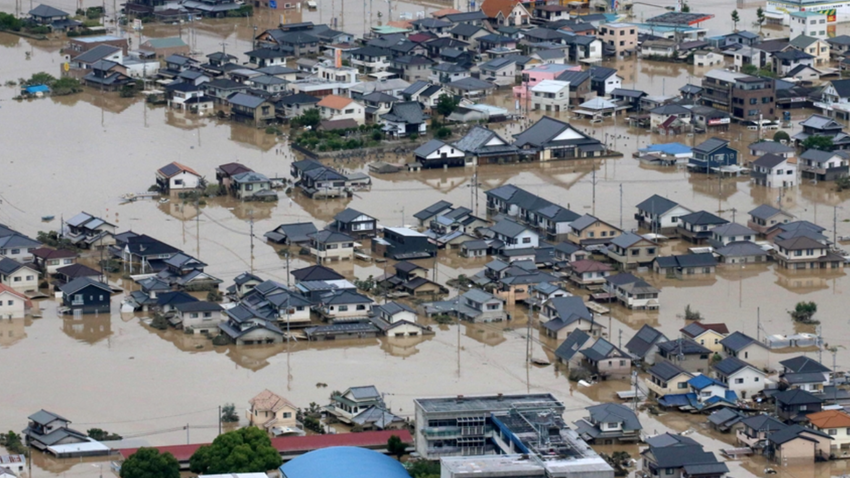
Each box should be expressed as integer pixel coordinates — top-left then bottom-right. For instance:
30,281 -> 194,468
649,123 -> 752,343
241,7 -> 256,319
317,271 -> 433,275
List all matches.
456,395 -> 464,402
497,393 -> 504,400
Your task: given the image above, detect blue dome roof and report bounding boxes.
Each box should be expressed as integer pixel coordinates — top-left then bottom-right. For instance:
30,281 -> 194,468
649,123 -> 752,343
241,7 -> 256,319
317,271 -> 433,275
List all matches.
280,446 -> 409,478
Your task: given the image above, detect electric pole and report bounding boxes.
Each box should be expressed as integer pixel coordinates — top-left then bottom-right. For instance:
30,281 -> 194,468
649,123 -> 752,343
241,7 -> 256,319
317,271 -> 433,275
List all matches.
249,212 -> 254,274
591,163 -> 597,216
619,183 -> 623,229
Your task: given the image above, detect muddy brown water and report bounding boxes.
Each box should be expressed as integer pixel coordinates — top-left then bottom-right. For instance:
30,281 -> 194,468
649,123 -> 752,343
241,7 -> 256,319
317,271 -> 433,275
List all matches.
2,1 -> 850,476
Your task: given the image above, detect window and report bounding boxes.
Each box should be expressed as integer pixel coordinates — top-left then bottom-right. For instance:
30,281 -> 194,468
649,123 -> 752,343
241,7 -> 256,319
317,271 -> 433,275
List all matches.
338,305 -> 349,312
749,98 -> 758,105
677,382 -> 688,389
6,300 -> 12,306
13,277 -> 20,282
735,378 -> 744,384
345,108 -> 355,114
356,304 -> 367,310
10,249 -> 19,255
190,313 -> 199,318
26,275 -> 33,281
283,412 -> 292,418
800,405 -> 807,411
522,237 -> 531,244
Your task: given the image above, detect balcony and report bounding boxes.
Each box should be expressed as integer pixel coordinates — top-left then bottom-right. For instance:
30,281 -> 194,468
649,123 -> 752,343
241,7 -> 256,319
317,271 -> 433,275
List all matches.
422,426 -> 461,438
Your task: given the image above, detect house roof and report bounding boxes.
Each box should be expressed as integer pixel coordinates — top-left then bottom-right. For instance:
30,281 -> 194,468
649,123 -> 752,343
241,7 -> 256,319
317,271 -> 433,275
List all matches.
693,137 -> 730,154
749,204 -> 786,221
716,241 -> 768,258
490,219 -> 528,238
58,277 -> 111,295
714,356 -> 758,376
228,93 -> 266,109
554,329 -> 590,362
158,161 -> 199,178
0,284 -> 32,309
610,231 -> 650,249
680,210 -> 727,226
580,338 -> 627,362
316,94 -> 355,110
447,77 -> 496,91
334,208 -> 372,224
741,414 -> 788,433
657,339 -> 711,356
774,388 -> 824,406
767,424 -> 832,446
55,263 -> 101,279
449,23 -> 482,37
655,253 -> 716,270
688,374 -> 727,391
625,324 -> 666,359
752,148 -> 791,167
720,331 -> 763,352
680,322 -> 728,338
291,265 -> 344,282
649,361 -> 690,381
636,194 -> 679,214
309,229 -> 355,244
586,403 -> 641,430
29,4 -> 68,17
414,200 -> 453,220
570,259 -> 612,274
72,44 -> 120,64
711,222 -> 756,237
381,101 -> 427,125
645,432 -> 699,448
249,389 -> 296,412
28,409 -> 70,425
807,410 -> 850,429
781,356 -> 830,374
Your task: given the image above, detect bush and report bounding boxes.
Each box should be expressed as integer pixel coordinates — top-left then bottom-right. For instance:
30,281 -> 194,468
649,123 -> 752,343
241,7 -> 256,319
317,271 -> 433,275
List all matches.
207,289 -> 223,302
684,304 -> 702,321
409,133 -> 419,141
773,130 -> 790,142
0,12 -> 23,31
790,301 -> 818,324
220,404 -> 239,423
212,334 -> 230,346
0,431 -> 27,455
150,314 -> 169,330
52,77 -> 82,96
87,428 -> 122,441
568,366 -> 592,382
371,130 -> 383,141
435,127 -> 452,139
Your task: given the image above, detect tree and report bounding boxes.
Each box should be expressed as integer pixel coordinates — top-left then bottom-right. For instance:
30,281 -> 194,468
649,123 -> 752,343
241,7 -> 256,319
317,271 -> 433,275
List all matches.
435,127 -> 452,139
189,427 -> 282,475
87,428 -> 122,441
407,460 -> 440,478
435,94 -> 459,118
836,175 -> 850,191
387,435 -> 406,460
681,2 -> 690,12
684,304 -> 702,321
741,64 -> 758,75
755,7 -> 766,32
292,108 -> 321,128
731,10 -> 740,31
802,135 -> 834,151
221,404 -> 239,423
790,301 -> 819,324
120,447 -> 180,478
0,431 -> 26,455
773,130 -> 790,142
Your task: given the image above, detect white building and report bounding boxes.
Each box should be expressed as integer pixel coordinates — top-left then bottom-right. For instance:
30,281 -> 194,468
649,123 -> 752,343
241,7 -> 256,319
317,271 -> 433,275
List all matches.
531,80 -> 571,112
713,357 -> 767,400
156,162 -> 202,192
0,258 -> 39,292
490,219 -> 539,250
751,153 -> 797,188
694,50 -> 723,67
790,11 -> 828,40
0,285 -> 32,319
316,95 -> 366,125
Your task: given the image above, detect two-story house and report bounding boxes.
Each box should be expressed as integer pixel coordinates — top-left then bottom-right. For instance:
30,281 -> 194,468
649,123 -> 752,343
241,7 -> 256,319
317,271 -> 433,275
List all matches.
646,361 -> 693,399
713,356 -> 767,399
579,338 -> 632,380
624,324 -> 668,365
709,223 -> 757,248
792,114 -> 850,150
774,236 -> 844,270
327,386 -> 384,424
489,219 -> 539,250
62,212 -> 116,249
574,403 -> 642,445
780,356 -> 830,392
655,340 -> 712,374
604,273 -> 660,310
680,322 -> 729,353
606,232 -> 658,269
751,153 -> 797,188
23,410 -> 89,452
568,259 -> 612,289
247,389 -> 297,432
316,95 -> 366,125
635,195 -> 693,235
640,433 -> 728,478
349,46 -> 392,74
316,290 -> 373,322
309,230 -> 356,263
677,210 -> 729,244
541,296 -> 603,340
567,214 -> 621,246
748,205 -> 794,236
689,137 -> 738,174
798,149 -> 849,181
807,410 -> 850,453
721,331 -> 770,371
328,208 -> 377,239
421,289 -> 508,323
775,388 -> 824,422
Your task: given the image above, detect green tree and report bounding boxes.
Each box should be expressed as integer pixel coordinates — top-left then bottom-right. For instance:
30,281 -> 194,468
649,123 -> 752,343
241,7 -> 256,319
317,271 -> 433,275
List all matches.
387,435 -> 406,460
836,175 -> 850,191
0,431 -> 26,455
773,130 -> 790,142
731,10 -> 740,31
0,12 -> 23,31
407,460 -> 440,478
681,2 -> 690,12
435,127 -> 452,139
684,304 -> 702,321
435,94 -> 459,118
21,72 -> 57,87
802,135 -> 834,151
189,427 -> 282,475
741,64 -> 758,75
790,301 -> 818,324
292,108 -> 321,128
755,7 -> 765,31
120,447 -> 180,478
221,404 -> 239,423
87,428 -> 122,441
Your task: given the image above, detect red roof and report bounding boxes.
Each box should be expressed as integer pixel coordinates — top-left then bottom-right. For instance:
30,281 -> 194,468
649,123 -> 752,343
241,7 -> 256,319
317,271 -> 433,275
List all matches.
31,247 -> 77,260
117,430 -> 412,462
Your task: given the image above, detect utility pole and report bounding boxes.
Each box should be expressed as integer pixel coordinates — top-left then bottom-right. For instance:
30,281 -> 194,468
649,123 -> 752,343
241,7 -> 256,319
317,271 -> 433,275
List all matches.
186,423 -> 190,444
756,307 -> 760,342
619,183 -> 623,229
218,406 -> 221,435
618,328 -> 622,349
249,212 -> 254,274
591,163 -> 597,216
285,252 -> 290,286
526,307 -> 532,363
834,206 -> 838,247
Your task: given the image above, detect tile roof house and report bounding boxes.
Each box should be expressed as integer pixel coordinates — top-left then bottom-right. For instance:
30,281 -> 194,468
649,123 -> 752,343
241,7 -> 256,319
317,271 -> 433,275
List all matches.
541,296 -> 602,340
513,116 -> 605,162
247,389 -> 297,430
574,403 -> 642,444
646,361 -> 693,399
625,324 -> 668,365
579,337 -> 632,379
720,331 -> 770,370
554,329 -> 591,365
23,410 -> 90,454
713,356 -> 767,400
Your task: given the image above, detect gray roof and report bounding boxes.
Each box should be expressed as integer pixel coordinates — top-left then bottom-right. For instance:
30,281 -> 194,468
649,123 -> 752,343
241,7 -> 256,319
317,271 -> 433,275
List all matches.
654,253 -> 716,269
554,329 -> 591,362
636,194 -> 679,214
783,372 -> 828,384
625,325 -> 666,359
780,355 -> 830,374
228,93 -> 266,108
29,4 -> 68,17
447,77 -> 496,91
580,338 -> 627,362
768,424 -> 831,445
749,141 -> 795,154
73,44 -> 121,64
414,200 -> 453,220
720,331 -> 762,352
334,208 -> 372,224
645,432 -> 698,448
749,204 -> 785,220
586,403 -> 641,431
649,361 -> 689,381
513,116 -> 596,149
800,148 -> 843,164
59,277 -> 111,295
378,301 -> 416,316
710,222 -> 756,237
774,388 -> 824,406
452,126 -> 517,156
309,229 -> 355,244
490,219 -> 528,238
346,385 -> 381,400
569,214 -> 599,231
740,415 -> 788,433
657,339 -> 711,356
713,356 -> 756,376
381,101 -> 428,125
649,447 -> 720,469
752,153 -> 787,169
707,408 -> 745,427
651,104 -> 692,115
610,231 -> 648,249
693,137 -> 730,154
715,241 -> 768,258
680,210 -> 727,226
463,288 -> 500,303
28,409 -> 69,425
449,23 -> 482,37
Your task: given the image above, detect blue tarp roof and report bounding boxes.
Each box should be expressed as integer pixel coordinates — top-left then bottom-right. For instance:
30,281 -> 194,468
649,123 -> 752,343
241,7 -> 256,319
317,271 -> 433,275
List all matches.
639,142 -> 692,155
25,84 -> 50,93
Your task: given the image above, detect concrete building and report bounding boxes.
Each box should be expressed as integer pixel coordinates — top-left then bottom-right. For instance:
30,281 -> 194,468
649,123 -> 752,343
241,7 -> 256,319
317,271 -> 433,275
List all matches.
413,393 -> 564,459
598,23 -> 637,55
790,11 -> 828,40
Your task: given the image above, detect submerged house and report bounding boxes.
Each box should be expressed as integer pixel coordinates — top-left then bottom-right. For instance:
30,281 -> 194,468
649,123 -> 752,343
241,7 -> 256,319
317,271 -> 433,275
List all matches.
58,277 -> 112,314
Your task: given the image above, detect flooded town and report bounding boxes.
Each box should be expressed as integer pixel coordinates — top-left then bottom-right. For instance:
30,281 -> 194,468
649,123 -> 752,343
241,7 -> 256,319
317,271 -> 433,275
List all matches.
2,0 -> 850,477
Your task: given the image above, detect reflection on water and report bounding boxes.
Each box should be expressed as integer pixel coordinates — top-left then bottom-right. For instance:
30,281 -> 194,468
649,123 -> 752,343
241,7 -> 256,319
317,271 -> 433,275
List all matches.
0,317 -> 30,347
62,313 -> 112,345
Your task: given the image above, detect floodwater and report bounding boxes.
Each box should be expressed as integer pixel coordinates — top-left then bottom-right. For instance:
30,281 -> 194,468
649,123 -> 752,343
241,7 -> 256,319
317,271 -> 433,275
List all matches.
1,0 -> 850,476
